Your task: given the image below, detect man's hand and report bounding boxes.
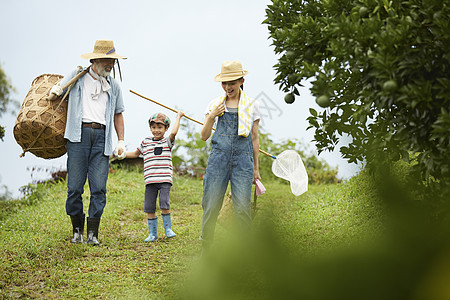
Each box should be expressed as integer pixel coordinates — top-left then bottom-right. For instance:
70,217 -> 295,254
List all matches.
50,84 -> 63,96
114,140 -> 126,160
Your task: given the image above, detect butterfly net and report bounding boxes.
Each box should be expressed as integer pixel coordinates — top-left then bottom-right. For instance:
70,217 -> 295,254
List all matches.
271,150 -> 308,196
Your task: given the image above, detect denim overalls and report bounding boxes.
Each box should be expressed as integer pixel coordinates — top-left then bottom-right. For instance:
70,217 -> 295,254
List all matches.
202,111 -> 254,243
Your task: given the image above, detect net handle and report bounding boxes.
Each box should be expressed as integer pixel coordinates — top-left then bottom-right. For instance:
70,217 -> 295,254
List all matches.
130,89 -> 276,159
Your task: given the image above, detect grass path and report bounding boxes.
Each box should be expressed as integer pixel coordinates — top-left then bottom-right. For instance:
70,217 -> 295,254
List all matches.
1,166 -> 385,299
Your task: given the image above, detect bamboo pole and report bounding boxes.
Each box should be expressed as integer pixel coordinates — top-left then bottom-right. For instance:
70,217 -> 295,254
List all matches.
129,89 -> 277,159
46,67 -> 89,101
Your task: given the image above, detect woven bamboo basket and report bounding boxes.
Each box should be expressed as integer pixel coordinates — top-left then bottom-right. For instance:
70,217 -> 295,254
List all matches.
13,74 -> 67,159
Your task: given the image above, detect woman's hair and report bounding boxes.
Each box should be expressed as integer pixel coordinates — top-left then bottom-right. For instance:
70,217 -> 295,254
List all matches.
222,77 -> 245,90
238,77 -> 244,90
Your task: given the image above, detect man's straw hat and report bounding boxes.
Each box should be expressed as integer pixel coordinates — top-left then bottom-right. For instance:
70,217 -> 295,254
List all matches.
80,40 -> 127,60
214,60 -> 248,82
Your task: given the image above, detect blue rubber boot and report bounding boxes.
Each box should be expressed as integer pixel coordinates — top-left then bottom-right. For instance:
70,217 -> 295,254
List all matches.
162,213 -> 176,238
145,218 -> 157,242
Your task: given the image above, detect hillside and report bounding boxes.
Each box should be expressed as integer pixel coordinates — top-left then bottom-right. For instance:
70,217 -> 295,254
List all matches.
1,166 -> 448,299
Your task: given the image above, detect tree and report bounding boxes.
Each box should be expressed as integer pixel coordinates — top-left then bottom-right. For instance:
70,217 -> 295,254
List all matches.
264,0 -> 450,185
0,64 -> 18,141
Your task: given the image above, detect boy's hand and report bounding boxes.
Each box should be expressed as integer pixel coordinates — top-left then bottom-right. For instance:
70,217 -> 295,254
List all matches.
177,111 -> 185,118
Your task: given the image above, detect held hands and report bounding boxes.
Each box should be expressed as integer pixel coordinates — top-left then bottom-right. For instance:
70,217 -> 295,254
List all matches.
114,140 -> 126,160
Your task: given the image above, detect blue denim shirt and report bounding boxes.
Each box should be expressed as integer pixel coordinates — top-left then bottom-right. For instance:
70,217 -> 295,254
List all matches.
59,67 -> 125,156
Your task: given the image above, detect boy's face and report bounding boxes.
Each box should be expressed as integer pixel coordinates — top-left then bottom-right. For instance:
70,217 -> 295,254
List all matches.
150,122 -> 168,140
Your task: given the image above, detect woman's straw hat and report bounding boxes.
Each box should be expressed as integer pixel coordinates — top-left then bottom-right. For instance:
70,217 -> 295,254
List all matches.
214,60 -> 248,82
80,40 -> 127,60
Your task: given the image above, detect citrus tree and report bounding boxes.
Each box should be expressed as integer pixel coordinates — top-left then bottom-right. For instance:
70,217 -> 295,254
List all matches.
264,0 -> 449,185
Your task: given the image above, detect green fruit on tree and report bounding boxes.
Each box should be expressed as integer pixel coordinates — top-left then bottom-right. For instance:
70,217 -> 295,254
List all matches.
288,73 -> 298,84
304,48 -> 314,60
351,66 -> 360,74
382,80 -> 398,93
359,6 -> 369,17
316,95 -> 330,108
285,51 -> 296,59
433,11 -> 442,20
284,93 -> 295,104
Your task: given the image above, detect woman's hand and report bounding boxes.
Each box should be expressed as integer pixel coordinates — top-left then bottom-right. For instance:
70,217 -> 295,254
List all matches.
210,103 -> 225,118
253,169 -> 261,184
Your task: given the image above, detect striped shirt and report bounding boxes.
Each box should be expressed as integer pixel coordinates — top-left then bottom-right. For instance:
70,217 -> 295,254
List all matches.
137,137 -> 174,185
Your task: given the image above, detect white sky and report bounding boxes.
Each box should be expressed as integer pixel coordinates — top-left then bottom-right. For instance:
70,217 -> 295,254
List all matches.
0,0 -> 360,198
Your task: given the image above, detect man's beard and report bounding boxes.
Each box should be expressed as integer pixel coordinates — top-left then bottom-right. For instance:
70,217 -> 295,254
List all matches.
97,65 -> 111,77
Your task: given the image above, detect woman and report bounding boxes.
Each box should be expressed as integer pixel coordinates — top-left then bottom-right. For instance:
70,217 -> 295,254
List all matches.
200,60 -> 261,250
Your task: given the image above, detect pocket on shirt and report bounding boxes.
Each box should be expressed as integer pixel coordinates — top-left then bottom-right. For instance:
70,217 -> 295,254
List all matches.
154,147 -> 163,155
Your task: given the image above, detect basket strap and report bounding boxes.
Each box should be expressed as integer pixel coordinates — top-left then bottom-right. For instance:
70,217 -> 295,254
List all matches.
20,67 -> 88,157
22,144 -> 66,152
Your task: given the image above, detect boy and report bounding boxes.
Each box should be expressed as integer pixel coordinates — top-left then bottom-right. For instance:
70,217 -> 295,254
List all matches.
125,111 -> 184,242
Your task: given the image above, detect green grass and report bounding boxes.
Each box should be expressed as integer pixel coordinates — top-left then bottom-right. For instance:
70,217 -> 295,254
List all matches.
275,174 -> 385,254
0,167 -> 204,299
4,166 -> 443,299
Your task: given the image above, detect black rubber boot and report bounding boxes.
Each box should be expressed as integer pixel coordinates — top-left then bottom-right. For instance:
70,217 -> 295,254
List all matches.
70,214 -> 85,243
86,217 -> 101,245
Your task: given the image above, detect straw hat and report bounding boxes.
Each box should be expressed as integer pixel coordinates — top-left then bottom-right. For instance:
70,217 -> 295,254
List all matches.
80,40 -> 127,60
214,60 -> 248,82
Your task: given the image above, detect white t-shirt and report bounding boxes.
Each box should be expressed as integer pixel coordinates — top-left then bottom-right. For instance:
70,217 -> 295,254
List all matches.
81,74 -> 107,125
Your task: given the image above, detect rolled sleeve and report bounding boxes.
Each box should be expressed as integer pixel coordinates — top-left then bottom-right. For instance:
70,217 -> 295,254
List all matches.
114,84 -> 125,114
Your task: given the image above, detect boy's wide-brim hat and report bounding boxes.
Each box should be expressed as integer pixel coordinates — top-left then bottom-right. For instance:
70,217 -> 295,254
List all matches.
214,60 -> 248,82
80,40 -> 127,60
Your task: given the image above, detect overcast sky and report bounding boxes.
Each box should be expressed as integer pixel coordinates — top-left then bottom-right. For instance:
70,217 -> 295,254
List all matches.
0,0 -> 361,198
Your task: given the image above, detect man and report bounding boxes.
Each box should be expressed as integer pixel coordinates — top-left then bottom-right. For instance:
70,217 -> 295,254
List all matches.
50,40 -> 127,245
